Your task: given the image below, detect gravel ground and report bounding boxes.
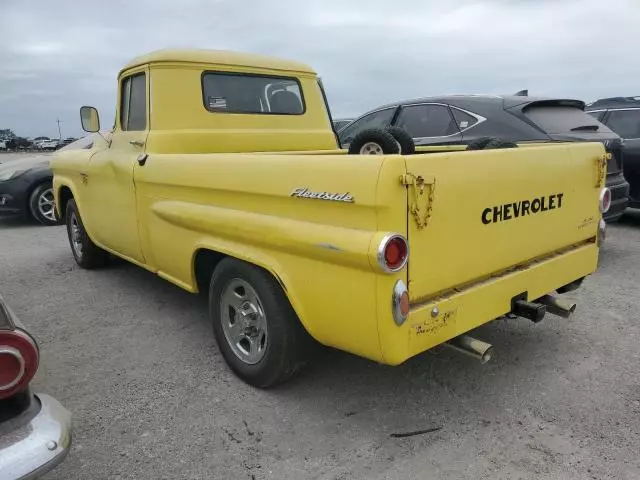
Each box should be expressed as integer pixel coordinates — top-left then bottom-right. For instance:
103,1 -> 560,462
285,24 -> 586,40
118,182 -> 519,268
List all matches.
1,212 -> 639,480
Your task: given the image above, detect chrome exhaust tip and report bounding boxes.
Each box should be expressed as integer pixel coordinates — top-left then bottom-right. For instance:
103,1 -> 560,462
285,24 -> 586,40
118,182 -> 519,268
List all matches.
538,294 -> 577,319
444,334 -> 494,364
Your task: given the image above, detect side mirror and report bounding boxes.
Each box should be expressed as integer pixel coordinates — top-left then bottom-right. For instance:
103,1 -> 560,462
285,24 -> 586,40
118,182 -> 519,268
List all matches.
80,106 -> 100,133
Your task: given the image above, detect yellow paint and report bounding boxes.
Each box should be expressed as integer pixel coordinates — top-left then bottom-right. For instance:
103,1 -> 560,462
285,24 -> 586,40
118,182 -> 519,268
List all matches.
52,49 -> 604,366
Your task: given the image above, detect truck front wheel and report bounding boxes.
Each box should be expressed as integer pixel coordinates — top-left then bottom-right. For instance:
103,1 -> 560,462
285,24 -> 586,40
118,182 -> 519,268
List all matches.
65,199 -> 109,269
209,258 -> 312,388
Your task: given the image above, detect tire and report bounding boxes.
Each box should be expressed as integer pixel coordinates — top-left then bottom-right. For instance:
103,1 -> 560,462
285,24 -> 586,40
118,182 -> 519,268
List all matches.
466,137 -> 518,150
209,257 -> 313,388
466,137 -> 496,150
65,199 -> 109,269
484,139 -> 518,149
28,183 -> 60,226
347,128 -> 400,155
385,127 -> 416,155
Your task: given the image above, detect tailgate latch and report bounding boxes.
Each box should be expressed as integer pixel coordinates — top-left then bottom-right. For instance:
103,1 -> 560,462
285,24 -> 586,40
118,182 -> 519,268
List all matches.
596,153 -> 609,188
401,173 -> 436,229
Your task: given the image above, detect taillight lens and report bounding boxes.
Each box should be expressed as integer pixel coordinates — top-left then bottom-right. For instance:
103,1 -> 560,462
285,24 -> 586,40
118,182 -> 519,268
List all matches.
599,187 -> 612,214
0,330 -> 39,399
378,234 -> 409,273
392,280 -> 410,325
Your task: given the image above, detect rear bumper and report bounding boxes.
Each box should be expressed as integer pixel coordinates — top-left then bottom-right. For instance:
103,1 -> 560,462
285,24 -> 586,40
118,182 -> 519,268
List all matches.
0,394 -> 72,480
381,241 -> 599,365
604,175 -> 629,221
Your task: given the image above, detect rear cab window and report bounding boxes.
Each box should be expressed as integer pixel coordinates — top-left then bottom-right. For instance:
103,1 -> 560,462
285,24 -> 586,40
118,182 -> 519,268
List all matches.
202,72 -> 304,115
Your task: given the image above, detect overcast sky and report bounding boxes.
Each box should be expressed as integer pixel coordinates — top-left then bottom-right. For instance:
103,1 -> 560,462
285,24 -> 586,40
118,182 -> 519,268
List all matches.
1,0 -> 639,139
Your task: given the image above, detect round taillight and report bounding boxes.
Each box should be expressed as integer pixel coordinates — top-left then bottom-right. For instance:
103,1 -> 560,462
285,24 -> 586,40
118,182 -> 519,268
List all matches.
0,330 -> 39,399
378,234 -> 409,273
600,188 -> 611,214
0,347 -> 25,392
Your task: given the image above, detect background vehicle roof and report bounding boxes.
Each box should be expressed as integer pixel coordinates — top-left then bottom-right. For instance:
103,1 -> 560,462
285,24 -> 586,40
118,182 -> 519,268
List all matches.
121,49 -> 316,76
371,94 -> 586,113
586,96 -> 640,110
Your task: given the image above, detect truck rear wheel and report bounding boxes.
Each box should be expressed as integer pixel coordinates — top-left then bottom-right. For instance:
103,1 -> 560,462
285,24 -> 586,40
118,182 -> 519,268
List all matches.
209,258 -> 312,388
348,128 -> 400,155
65,199 -> 109,269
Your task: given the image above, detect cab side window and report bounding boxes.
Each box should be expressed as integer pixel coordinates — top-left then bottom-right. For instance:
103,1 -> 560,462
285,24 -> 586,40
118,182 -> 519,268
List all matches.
120,73 -> 147,131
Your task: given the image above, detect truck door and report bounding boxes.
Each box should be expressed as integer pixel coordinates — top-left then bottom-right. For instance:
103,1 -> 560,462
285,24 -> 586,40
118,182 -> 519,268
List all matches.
83,69 -> 147,263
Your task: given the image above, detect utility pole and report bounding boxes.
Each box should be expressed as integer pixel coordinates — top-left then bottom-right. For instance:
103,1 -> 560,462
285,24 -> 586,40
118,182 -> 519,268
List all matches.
56,118 -> 63,140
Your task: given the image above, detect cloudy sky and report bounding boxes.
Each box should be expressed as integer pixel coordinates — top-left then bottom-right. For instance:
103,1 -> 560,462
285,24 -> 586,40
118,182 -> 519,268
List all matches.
1,0 -> 639,139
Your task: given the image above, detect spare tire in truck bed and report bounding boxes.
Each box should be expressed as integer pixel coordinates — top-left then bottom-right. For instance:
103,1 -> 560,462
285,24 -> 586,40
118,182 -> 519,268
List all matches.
385,126 -> 416,155
348,128 -> 401,155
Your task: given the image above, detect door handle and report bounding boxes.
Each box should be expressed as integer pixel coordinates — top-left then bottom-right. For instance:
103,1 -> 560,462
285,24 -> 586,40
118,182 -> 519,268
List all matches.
137,154 -> 148,166
129,140 -> 145,147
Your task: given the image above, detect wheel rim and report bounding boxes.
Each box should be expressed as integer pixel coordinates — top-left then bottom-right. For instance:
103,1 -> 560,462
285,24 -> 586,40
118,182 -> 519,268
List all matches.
37,188 -> 56,222
220,278 -> 268,365
69,212 -> 83,258
359,142 -> 384,155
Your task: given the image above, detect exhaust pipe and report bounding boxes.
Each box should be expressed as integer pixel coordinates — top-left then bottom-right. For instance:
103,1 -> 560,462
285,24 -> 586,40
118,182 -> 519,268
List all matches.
444,334 -> 494,364
538,295 -> 576,318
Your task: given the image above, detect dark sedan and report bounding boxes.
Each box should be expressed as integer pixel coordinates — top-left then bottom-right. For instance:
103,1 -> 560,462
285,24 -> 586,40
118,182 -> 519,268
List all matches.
339,95 -> 629,221
0,134 -> 99,225
586,97 -> 640,209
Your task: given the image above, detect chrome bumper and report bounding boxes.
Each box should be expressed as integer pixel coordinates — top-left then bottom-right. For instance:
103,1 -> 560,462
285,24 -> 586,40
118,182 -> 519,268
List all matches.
0,394 -> 72,480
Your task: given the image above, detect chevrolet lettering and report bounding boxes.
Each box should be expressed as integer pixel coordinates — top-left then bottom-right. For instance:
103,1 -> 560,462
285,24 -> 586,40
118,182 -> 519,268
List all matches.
482,193 -> 564,225
52,49 -> 606,388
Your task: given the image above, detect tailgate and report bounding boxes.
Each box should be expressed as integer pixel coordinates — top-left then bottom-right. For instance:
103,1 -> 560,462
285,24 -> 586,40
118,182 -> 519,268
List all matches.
405,142 -> 604,302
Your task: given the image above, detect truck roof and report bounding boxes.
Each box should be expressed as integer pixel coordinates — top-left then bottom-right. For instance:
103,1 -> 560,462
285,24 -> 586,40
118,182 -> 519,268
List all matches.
121,48 -> 316,75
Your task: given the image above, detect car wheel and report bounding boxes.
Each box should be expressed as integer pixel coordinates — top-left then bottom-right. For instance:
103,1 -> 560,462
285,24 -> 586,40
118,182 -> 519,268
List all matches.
385,127 -> 416,155
209,257 -> 313,388
347,128 -> 401,155
28,183 -> 60,226
65,199 -> 109,269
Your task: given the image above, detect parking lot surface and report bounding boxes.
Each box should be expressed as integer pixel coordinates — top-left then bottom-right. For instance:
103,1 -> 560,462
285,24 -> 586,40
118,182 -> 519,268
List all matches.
1,212 -> 639,480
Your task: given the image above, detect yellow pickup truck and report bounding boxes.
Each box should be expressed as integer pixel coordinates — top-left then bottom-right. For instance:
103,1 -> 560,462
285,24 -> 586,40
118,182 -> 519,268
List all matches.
52,49 -> 610,387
